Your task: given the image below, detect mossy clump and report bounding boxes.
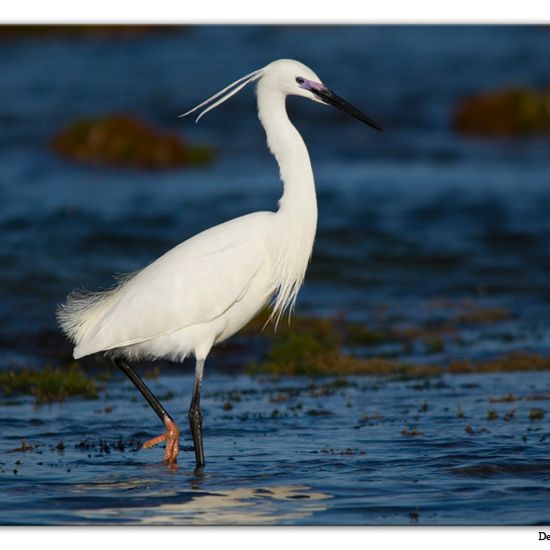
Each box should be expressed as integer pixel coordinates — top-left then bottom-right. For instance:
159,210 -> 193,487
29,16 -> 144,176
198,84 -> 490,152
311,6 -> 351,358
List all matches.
425,337 -> 445,354
245,308 -> 454,377
53,114 -> 214,170
450,352 -> 550,375
453,88 -> 550,136
345,323 -> 392,346
401,427 -> 424,436
244,309 -> 346,375
452,304 -> 511,325
243,308 -> 341,343
244,302 -> 512,357
0,364 -> 98,403
529,408 -> 545,420
489,394 -> 517,403
269,333 -> 333,364
249,338 -> 550,378
243,307 -> 550,378
247,339 -> 443,377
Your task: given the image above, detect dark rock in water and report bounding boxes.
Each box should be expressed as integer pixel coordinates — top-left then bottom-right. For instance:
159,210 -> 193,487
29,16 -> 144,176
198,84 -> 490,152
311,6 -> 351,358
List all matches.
453,88 -> 550,136
52,114 -> 215,170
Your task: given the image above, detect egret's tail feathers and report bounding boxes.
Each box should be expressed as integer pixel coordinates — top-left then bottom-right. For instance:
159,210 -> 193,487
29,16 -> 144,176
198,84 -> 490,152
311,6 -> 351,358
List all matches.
179,68 -> 264,123
56,274 -> 134,357
56,289 -> 113,350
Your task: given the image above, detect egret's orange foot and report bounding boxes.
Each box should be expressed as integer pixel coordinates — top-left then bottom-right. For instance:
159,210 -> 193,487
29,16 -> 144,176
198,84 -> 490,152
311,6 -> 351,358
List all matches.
142,416 -> 180,464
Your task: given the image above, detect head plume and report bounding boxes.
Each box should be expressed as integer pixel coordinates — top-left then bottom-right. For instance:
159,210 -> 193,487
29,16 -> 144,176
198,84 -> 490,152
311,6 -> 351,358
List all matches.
179,67 -> 264,123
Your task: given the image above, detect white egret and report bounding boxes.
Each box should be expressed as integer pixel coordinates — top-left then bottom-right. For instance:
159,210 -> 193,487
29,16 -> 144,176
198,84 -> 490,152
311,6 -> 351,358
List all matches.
57,59 -> 382,468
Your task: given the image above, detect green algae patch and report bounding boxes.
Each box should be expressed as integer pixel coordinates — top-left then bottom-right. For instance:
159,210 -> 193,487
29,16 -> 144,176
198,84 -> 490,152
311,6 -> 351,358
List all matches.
248,341 -> 550,379
243,308 -> 341,344
345,323 -> 393,346
453,88 -> 550,136
450,352 -> 550,375
451,304 -> 512,325
0,364 -> 98,403
242,306 -> 549,378
53,114 -> 214,170
244,302 -> 513,354
245,309 -> 447,377
244,309 -> 396,352
247,348 -> 443,378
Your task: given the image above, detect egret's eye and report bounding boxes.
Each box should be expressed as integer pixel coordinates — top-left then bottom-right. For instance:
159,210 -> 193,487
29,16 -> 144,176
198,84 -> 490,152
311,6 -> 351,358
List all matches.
296,76 -> 305,85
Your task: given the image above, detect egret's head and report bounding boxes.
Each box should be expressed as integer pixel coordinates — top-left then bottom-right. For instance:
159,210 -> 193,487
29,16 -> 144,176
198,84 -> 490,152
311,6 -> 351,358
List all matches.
181,58 -> 382,131
260,59 -> 383,131
259,59 -> 325,102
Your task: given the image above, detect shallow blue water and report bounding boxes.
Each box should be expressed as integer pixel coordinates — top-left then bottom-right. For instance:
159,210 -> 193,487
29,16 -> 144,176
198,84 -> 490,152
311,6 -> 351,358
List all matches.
1,25 -> 550,524
1,371 -> 550,525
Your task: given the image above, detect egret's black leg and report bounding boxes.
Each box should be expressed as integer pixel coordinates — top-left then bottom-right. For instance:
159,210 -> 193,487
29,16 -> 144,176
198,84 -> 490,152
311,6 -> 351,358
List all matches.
115,358 -> 171,423
189,358 -> 205,468
115,357 -> 180,464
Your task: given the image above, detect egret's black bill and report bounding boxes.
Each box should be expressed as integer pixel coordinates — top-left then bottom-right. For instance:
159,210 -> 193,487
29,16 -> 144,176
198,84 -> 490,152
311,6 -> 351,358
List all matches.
312,87 -> 383,132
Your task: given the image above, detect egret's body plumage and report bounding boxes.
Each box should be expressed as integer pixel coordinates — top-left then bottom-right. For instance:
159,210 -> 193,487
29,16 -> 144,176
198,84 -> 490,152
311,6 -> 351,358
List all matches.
57,59 -> 381,467
63,212 -> 276,362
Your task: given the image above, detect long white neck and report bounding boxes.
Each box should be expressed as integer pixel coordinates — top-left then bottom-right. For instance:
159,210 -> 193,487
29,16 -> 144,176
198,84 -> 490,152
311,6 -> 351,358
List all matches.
256,81 -> 318,323
257,85 -> 318,219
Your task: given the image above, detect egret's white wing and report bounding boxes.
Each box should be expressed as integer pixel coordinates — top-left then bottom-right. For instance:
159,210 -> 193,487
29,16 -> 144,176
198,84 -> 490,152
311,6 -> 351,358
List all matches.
71,221 -> 270,358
